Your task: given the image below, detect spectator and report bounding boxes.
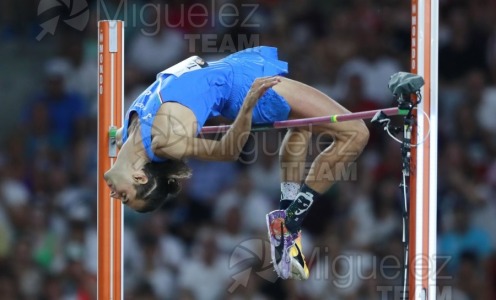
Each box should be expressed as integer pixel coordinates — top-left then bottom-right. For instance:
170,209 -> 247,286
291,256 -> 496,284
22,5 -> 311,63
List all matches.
129,281 -> 159,300
39,274 -> 64,300
0,265 -> 22,300
58,34 -> 98,103
332,30 -> 402,104
134,233 -> 176,299
0,178 -> 30,233
439,4 -> 489,84
29,206 -> 63,273
438,200 -> 492,274
128,24 -> 185,77
454,251 -> 487,299
246,131 -> 281,199
24,59 -> 88,148
184,159 -> 239,223
10,237 -> 42,298
60,204 -> 98,275
369,177 -> 402,247
178,228 -> 230,300
215,170 -> 273,234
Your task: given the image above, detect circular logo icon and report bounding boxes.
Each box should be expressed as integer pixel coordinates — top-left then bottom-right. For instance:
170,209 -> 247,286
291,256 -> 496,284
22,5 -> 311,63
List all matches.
228,238 -> 277,293
37,0 -> 90,41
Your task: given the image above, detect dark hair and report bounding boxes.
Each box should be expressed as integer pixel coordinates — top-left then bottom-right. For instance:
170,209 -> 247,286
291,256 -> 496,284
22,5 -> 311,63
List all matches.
134,160 -> 191,213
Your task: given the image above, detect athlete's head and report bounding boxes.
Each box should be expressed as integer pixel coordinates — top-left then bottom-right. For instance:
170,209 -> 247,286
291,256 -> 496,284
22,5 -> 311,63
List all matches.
104,160 -> 191,212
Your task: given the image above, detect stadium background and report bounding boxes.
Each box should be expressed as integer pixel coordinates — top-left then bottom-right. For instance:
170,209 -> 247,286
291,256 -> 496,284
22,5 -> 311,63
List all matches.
0,0 -> 496,299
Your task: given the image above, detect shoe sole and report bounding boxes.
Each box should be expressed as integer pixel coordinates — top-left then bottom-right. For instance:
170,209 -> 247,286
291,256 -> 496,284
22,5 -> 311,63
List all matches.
266,210 -> 302,280
289,243 -> 308,280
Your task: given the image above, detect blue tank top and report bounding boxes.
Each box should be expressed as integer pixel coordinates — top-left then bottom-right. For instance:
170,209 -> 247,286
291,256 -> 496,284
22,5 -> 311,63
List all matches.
121,46 -> 289,162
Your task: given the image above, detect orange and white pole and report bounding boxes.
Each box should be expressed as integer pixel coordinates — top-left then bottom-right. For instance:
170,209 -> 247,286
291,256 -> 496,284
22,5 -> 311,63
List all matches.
97,20 -> 124,300
409,0 -> 438,299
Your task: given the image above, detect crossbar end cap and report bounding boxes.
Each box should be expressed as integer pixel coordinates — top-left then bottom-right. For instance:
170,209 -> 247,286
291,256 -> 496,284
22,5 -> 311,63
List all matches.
109,126 -> 117,138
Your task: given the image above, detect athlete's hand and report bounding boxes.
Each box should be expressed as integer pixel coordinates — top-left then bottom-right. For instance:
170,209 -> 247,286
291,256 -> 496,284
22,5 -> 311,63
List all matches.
244,76 -> 281,109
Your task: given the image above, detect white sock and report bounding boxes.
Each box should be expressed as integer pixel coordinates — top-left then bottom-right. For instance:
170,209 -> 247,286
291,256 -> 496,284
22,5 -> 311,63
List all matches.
281,182 -> 301,200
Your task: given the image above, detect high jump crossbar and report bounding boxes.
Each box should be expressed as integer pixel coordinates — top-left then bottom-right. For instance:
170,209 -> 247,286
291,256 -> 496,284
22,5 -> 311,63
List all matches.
97,20 -> 124,300
201,107 -> 404,134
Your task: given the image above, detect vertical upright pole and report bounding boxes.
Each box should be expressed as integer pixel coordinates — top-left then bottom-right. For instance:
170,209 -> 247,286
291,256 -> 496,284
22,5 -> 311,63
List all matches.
427,3 -> 439,298
409,1 -> 420,296
409,0 -> 438,299
97,20 -> 124,300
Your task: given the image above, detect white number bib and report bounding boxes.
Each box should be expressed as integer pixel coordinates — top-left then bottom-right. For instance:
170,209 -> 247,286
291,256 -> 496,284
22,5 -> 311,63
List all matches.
157,56 -> 208,78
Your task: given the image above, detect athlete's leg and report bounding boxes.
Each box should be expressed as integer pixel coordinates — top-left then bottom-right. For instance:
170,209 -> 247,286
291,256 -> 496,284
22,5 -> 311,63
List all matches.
275,128 -> 312,280
266,77 -> 369,280
273,77 -> 369,194
279,128 -> 311,209
275,77 -> 369,232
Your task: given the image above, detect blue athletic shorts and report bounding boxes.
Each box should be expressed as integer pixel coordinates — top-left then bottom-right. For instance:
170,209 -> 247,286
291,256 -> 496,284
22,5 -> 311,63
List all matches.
221,46 -> 291,124
158,46 -> 291,132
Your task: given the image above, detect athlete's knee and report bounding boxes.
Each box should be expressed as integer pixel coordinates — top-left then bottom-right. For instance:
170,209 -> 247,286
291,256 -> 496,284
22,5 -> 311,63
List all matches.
355,121 -> 369,152
335,120 -> 369,155
354,119 -> 369,139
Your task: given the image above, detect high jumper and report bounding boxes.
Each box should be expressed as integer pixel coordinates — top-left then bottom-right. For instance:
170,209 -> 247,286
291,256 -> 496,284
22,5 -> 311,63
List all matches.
103,46 -> 370,280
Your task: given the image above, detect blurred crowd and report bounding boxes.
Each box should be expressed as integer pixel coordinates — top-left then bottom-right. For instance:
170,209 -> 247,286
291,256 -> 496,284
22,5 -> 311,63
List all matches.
1,0 -> 496,299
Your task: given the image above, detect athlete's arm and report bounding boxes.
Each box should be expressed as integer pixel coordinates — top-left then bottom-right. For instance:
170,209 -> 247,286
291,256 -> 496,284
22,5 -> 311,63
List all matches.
154,76 -> 281,161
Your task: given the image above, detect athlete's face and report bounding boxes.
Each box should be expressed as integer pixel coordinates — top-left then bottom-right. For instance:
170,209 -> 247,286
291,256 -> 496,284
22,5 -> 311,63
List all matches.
103,169 -> 147,211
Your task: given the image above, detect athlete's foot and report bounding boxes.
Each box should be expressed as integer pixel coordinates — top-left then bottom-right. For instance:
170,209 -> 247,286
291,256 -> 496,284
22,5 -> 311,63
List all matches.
266,210 -> 308,280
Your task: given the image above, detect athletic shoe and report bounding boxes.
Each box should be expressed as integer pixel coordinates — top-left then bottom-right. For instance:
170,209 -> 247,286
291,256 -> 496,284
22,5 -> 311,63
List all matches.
289,232 -> 309,280
266,210 -> 299,279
